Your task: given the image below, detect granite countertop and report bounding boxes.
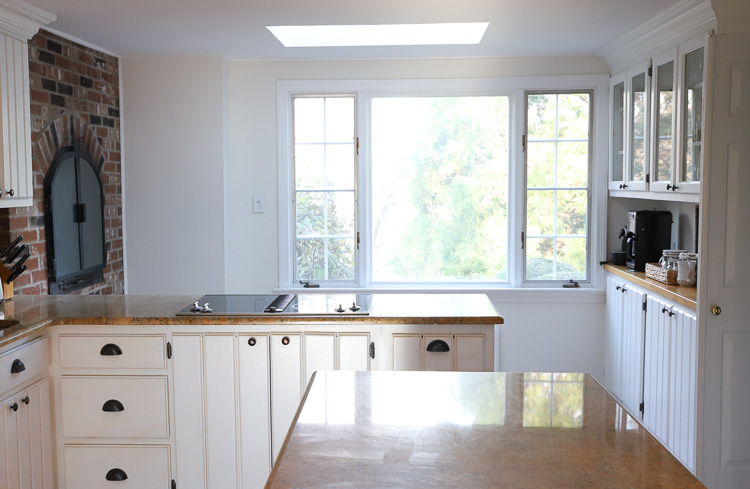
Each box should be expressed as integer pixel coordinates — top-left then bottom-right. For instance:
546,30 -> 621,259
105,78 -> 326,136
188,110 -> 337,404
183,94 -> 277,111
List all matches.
0,293 -> 503,348
267,371 -> 705,489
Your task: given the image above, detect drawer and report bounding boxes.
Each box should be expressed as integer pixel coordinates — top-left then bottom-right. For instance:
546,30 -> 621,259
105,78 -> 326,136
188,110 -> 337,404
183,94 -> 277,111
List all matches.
0,337 -> 49,395
61,376 -> 169,439
58,335 -> 166,369
64,445 -> 171,489
424,335 -> 454,371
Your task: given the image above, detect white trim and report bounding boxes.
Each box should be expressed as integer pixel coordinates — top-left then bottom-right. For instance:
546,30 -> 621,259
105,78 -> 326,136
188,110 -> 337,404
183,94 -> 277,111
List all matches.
597,0 -> 716,75
278,75 -> 609,290
42,27 -> 119,57
119,57 -> 128,294
0,0 -> 55,40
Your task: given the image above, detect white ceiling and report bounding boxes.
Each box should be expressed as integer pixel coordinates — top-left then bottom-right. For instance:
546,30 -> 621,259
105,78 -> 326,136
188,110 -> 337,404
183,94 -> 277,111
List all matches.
24,0 -> 682,59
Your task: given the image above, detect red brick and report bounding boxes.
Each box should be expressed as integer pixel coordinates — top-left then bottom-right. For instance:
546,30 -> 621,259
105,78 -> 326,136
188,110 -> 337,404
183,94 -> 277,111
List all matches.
30,89 -> 49,104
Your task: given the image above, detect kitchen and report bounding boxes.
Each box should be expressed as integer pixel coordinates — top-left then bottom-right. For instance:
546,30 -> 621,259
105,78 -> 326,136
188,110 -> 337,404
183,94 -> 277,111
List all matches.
0,0 -> 748,488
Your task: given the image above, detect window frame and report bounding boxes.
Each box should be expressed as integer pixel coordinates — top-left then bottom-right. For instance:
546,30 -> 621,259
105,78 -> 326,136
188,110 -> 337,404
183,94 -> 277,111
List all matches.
523,90 -> 594,285
277,76 -> 608,291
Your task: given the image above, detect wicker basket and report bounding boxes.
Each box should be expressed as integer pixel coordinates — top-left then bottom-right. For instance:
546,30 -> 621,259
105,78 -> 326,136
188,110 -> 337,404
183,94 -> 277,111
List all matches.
645,263 -> 678,285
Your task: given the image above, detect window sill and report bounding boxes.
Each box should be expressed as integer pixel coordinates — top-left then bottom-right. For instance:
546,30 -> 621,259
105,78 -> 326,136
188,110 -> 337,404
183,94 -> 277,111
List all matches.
273,286 -> 605,304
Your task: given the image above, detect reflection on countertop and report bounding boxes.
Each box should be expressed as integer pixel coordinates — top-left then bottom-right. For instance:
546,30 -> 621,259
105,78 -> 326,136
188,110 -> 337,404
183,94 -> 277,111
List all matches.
268,371 -> 705,489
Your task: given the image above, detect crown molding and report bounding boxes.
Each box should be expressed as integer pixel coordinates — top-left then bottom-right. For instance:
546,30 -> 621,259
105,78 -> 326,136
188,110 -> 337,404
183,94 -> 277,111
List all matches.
597,0 -> 716,74
0,0 -> 56,41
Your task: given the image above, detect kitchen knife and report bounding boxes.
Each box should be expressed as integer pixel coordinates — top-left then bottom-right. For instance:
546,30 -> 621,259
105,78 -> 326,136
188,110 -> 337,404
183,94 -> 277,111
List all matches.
4,244 -> 27,264
0,236 -> 22,260
10,252 -> 29,271
6,264 -> 26,284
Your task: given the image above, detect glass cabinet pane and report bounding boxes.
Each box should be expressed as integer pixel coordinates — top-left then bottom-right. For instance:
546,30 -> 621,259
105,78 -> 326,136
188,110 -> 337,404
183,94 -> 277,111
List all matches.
682,47 -> 704,183
630,73 -> 647,183
654,61 -> 674,183
611,81 -> 625,183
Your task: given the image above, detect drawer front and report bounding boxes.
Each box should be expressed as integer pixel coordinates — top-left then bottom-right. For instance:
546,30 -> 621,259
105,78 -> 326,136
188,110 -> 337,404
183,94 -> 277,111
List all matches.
64,445 -> 170,489
61,377 -> 169,439
0,337 -> 49,395
424,335 -> 454,371
58,335 -> 166,369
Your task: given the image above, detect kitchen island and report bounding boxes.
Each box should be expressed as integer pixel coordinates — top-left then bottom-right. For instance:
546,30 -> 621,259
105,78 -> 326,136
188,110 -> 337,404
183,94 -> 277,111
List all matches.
267,371 -> 706,489
0,293 -> 501,489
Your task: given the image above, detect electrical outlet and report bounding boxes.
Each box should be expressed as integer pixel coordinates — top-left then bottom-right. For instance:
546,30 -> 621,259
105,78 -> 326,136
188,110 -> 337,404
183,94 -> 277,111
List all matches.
253,194 -> 264,213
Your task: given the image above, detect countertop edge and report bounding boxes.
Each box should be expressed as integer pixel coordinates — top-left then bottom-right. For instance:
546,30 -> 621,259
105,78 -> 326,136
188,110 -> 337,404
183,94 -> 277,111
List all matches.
604,264 -> 697,309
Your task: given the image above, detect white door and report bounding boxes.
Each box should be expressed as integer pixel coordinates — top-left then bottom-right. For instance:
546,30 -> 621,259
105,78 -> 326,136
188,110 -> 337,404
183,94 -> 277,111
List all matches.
238,334 -> 271,489
304,333 -> 335,387
643,296 -> 671,445
620,284 -> 646,415
338,333 -> 370,371
699,33 -> 750,489
1,395 -> 20,489
270,333 -> 302,462
604,277 -> 624,395
669,308 -> 698,473
392,335 -> 421,371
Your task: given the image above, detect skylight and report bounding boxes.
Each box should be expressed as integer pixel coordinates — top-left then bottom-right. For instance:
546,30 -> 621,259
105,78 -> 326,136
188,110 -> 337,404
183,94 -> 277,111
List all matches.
266,23 -> 489,48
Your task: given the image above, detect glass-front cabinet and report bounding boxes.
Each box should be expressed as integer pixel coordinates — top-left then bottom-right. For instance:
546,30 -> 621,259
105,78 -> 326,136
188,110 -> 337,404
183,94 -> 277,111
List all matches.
608,61 -> 650,192
609,33 -> 707,200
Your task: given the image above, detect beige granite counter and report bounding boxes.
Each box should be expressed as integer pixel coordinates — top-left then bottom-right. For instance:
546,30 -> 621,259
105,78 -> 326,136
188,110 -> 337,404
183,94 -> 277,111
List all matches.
267,371 -> 705,489
0,293 -> 502,348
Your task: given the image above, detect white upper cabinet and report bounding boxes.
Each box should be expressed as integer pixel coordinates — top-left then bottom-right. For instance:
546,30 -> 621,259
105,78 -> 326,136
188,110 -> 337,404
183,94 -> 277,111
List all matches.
0,1 -> 55,208
609,33 -> 708,202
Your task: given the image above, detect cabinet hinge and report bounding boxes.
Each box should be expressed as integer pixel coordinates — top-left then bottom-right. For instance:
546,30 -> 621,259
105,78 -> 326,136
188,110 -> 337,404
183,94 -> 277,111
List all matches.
522,134 -> 526,152
648,66 -> 653,77
356,232 -> 360,250
521,231 -> 525,250
167,342 -> 172,359
639,402 -> 644,414
642,301 -> 647,311
356,137 -> 359,155
646,174 -> 650,183
172,479 -> 177,489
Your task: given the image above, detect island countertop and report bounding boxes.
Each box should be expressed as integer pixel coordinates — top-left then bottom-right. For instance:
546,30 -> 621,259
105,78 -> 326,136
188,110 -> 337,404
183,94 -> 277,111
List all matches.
0,293 -> 502,348
266,371 -> 705,489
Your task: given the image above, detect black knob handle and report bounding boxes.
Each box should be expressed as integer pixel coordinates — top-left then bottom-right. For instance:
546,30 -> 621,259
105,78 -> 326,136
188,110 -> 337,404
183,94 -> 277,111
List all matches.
615,285 -> 621,291
102,399 -> 125,412
105,468 -> 128,481
10,358 -> 25,374
21,396 -> 29,405
662,307 -> 668,314
7,189 -> 13,197
369,341 -> 375,359
621,287 -> 627,293
668,310 -> 675,317
248,337 -> 257,347
426,339 -> 451,352
281,336 -> 290,345
10,402 -> 18,412
100,343 -> 123,356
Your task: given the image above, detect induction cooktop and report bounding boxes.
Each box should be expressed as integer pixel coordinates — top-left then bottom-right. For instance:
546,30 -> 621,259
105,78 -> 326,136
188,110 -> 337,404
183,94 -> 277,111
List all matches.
176,294 -> 371,316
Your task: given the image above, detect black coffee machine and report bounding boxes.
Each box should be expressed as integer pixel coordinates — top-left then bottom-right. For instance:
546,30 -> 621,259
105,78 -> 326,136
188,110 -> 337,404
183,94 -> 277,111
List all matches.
618,210 -> 672,271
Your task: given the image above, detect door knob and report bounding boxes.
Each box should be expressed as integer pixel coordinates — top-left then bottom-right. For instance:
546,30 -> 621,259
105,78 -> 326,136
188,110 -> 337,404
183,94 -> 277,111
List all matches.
712,306 -> 721,316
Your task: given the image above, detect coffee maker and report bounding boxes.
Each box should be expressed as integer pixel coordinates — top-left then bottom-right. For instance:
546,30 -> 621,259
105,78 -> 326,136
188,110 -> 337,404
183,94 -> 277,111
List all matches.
619,210 -> 673,271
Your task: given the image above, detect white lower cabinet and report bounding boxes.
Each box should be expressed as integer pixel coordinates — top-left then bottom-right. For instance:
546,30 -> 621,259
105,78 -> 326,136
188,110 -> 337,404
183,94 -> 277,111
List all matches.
605,274 -> 698,473
63,445 -> 171,489
1,379 -> 54,489
270,333 -> 302,462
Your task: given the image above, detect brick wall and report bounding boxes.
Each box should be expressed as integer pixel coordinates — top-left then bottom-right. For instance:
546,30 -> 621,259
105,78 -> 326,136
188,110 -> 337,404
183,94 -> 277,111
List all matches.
0,30 -> 123,295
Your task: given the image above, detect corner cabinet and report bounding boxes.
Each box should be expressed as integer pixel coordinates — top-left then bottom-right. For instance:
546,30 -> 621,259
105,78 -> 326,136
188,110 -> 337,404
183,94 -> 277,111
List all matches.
0,2 -> 55,207
609,33 -> 708,202
604,274 -> 698,474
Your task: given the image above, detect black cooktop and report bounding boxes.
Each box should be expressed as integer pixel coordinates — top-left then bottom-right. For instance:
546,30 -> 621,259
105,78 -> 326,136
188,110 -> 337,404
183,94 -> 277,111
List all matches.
176,294 -> 371,316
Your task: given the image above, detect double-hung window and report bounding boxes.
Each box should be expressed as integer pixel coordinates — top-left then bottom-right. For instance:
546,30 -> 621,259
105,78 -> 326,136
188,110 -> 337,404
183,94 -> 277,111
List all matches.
281,79 -> 600,289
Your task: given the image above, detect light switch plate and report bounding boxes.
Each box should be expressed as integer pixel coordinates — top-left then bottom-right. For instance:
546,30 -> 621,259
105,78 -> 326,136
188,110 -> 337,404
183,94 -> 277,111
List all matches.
253,194 -> 264,213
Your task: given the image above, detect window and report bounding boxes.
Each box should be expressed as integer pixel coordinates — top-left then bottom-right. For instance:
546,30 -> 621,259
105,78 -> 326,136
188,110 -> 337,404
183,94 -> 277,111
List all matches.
525,92 -> 591,281
279,78 -> 603,289
293,95 -> 357,283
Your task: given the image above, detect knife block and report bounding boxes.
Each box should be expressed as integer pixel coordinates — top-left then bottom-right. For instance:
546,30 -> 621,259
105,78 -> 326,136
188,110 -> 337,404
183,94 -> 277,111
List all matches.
0,263 -> 16,301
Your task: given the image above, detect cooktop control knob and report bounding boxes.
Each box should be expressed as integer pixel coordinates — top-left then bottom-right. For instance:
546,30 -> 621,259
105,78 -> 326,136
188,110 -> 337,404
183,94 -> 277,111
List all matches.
349,302 -> 361,312
200,302 -> 213,313
335,304 -> 346,313
190,301 -> 201,312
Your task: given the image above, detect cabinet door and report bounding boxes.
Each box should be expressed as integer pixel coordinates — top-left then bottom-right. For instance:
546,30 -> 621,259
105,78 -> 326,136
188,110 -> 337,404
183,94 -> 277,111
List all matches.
22,380 -> 53,489
650,49 -> 678,193
270,333 -> 302,462
304,333 -> 336,387
238,334 -> 271,489
668,308 -> 698,472
620,285 -> 646,416
626,61 -> 650,191
338,333 -> 369,372
423,336 -> 454,371
392,334 -> 421,371
643,296 -> 671,444
604,277 -> 624,396
172,335 -> 206,489
1,395 -> 21,489
609,73 -> 627,191
675,35 -> 706,195
204,335 -> 238,489
455,335 -> 486,372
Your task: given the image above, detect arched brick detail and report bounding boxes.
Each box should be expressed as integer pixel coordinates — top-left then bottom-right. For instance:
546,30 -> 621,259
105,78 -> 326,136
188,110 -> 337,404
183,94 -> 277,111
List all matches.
33,111 -> 105,176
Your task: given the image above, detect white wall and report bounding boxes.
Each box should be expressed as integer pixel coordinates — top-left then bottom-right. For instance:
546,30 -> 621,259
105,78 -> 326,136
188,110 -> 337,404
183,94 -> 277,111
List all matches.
121,57 -> 227,294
